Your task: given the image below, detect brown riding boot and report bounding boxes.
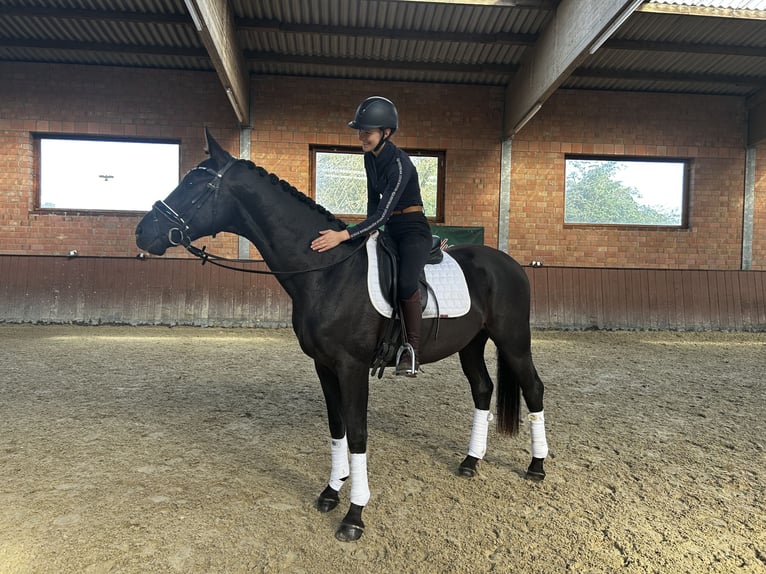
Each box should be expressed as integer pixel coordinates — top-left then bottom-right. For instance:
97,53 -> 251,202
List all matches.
395,291 -> 422,377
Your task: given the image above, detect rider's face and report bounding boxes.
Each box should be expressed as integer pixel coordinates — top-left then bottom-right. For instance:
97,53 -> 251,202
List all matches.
358,128 -> 389,154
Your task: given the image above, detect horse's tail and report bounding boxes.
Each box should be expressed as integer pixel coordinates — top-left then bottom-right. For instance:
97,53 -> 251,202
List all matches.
495,352 -> 521,436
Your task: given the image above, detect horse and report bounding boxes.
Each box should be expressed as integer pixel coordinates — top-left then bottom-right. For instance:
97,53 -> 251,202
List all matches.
135,129 -> 549,542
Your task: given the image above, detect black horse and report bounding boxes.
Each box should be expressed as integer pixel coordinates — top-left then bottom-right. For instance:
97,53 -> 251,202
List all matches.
135,130 -> 549,542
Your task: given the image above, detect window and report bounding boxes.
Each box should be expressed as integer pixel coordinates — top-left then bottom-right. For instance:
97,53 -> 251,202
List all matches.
564,156 -> 688,227
37,136 -> 180,212
311,146 -> 444,221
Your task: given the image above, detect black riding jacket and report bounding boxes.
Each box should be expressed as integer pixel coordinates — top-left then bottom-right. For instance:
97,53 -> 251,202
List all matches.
346,141 -> 423,240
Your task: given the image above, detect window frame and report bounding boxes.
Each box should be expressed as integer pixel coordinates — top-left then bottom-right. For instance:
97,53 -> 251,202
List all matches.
563,154 -> 691,229
309,145 -> 446,223
34,133 -> 181,215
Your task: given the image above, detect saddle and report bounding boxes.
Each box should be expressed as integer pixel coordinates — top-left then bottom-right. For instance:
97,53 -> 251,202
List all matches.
375,231 -> 443,310
369,232 -> 443,378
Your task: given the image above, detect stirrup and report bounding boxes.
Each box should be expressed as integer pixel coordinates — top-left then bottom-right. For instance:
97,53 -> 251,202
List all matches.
395,343 -> 418,376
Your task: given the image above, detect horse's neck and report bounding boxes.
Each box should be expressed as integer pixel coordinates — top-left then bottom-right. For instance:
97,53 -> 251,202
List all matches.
229,173 -> 355,289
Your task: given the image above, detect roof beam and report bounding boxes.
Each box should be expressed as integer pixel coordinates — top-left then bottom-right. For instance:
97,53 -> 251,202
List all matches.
238,18 -> 537,46
245,50 -> 517,76
605,38 -> 766,58
0,6 -> 190,24
184,0 -> 250,126
503,0 -> 645,137
1,38 -> 206,59
572,66 -> 766,87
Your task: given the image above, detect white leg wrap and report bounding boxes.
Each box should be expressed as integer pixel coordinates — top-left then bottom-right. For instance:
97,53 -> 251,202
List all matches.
529,410 -> 549,459
349,453 -> 370,507
467,408 -> 492,459
328,435 -> 349,492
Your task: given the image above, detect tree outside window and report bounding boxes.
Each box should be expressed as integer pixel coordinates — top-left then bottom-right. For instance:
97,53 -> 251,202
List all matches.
565,157 -> 688,227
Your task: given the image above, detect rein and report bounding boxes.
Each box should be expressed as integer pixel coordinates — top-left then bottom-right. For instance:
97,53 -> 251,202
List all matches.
182,240 -> 366,277
151,158 -> 365,277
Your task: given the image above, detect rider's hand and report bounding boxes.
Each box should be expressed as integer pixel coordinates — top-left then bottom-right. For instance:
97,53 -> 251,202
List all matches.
311,229 -> 350,252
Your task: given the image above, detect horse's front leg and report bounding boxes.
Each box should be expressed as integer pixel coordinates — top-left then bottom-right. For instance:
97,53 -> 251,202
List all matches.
314,360 -> 370,542
315,361 -> 348,512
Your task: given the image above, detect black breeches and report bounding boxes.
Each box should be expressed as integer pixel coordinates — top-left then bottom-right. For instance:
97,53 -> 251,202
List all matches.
385,213 -> 432,300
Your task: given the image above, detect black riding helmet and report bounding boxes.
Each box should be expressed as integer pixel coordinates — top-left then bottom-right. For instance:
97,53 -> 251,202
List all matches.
349,96 -> 398,151
348,96 -> 399,151
348,96 -> 398,132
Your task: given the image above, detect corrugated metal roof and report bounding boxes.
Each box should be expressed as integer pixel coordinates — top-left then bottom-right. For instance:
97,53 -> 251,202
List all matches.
0,0 -> 764,97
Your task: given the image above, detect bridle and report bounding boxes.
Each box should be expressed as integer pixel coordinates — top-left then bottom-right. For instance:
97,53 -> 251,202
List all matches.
152,157 -> 238,249
149,157 -> 365,276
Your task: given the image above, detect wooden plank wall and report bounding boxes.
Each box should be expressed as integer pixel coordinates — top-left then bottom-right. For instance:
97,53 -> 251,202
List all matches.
0,255 -> 291,327
526,267 -> 766,331
1,256 -> 765,331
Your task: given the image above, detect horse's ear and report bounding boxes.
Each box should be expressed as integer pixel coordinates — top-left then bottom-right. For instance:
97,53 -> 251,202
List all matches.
203,127 -> 230,164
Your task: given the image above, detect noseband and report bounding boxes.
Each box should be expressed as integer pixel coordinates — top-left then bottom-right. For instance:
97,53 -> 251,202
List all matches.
152,157 -> 237,247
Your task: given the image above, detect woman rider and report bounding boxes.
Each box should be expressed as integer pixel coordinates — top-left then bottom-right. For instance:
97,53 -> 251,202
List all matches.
311,96 -> 432,376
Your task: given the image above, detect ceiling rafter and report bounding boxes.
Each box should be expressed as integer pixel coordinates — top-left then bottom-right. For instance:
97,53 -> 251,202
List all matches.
245,50 -> 518,75
1,6 -> 190,25
605,38 -> 766,57
2,38 -> 206,59
572,66 -> 766,87
238,18 -> 537,46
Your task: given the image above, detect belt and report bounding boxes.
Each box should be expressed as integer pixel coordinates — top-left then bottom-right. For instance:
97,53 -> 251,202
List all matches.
391,205 -> 424,216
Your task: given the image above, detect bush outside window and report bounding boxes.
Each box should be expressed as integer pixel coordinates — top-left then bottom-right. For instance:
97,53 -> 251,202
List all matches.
564,156 -> 688,227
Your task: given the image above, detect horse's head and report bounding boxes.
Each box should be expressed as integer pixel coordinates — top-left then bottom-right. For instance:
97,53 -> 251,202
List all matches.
135,129 -> 238,255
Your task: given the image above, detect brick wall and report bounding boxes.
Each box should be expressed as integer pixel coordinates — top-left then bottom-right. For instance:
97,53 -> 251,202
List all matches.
511,90 -> 756,269
0,62 -> 242,258
1,62 -> 762,271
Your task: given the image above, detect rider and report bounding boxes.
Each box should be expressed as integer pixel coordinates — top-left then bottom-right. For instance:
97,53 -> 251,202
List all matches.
311,96 -> 432,376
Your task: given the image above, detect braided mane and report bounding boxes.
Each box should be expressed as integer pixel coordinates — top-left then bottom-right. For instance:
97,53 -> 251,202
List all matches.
244,160 -> 348,229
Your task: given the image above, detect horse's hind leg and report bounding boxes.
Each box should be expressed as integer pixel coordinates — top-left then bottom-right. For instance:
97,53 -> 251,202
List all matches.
457,333 -> 494,478
497,346 -> 548,481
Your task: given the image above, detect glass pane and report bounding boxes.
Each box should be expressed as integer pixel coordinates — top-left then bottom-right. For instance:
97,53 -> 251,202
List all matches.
315,151 -> 439,217
40,138 -> 180,211
410,155 -> 438,217
565,158 -> 685,226
315,152 -> 367,214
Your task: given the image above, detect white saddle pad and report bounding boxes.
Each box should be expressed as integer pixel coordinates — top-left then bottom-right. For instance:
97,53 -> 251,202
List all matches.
366,231 -> 471,319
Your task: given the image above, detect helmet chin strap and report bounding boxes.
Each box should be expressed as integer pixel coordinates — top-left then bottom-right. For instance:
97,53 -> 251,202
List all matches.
373,129 -> 391,153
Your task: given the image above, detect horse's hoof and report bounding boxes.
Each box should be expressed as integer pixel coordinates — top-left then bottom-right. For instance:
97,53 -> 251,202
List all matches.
458,455 -> 479,478
335,522 -> 364,542
316,485 -> 340,512
458,465 -> 477,478
525,457 -> 546,481
317,496 -> 339,513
